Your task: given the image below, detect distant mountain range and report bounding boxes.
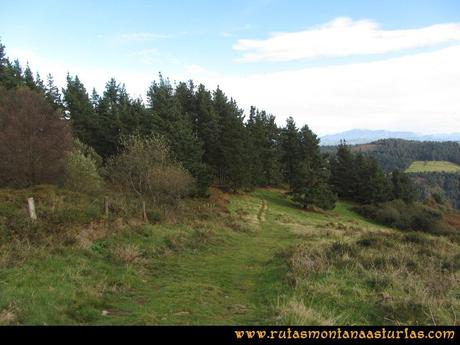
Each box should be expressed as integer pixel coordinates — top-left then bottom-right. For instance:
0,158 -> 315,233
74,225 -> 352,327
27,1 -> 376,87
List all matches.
320,129 -> 460,146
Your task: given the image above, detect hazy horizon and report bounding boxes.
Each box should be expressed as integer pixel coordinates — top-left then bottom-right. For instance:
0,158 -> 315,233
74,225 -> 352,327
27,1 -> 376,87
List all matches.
319,128 -> 460,137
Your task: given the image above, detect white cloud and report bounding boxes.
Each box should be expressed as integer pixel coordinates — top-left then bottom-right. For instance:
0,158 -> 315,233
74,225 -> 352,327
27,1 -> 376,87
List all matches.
191,45 -> 460,135
234,17 -> 460,62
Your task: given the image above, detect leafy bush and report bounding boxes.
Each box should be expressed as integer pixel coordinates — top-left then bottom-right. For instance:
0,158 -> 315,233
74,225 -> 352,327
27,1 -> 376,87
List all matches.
106,134 -> 194,206
72,139 -> 103,171
410,205 -> 443,232
63,149 -> 103,194
353,200 -> 444,233
375,205 -> 401,227
292,184 -> 337,210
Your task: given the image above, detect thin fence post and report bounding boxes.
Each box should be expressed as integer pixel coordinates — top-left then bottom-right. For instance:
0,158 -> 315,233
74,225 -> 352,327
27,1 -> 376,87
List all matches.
104,196 -> 109,220
142,200 -> 148,223
27,197 -> 37,221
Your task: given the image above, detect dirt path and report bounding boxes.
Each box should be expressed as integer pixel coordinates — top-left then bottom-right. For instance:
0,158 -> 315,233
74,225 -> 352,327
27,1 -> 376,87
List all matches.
100,192 -> 294,325
257,199 -> 267,223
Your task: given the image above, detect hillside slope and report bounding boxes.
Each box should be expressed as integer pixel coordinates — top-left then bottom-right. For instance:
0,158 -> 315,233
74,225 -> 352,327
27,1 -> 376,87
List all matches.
321,139 -> 460,172
0,187 -> 458,325
321,139 -> 460,210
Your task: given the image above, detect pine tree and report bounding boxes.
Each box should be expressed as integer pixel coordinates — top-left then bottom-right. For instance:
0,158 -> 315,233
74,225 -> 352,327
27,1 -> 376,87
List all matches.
117,82 -> 140,136
280,117 -> 303,189
247,107 -> 281,186
173,81 -> 213,194
0,41 -> 6,72
175,81 -> 197,134
246,106 -> 264,185
330,141 -> 356,198
35,72 -> 45,94
195,84 -> 220,173
0,41 -> 22,89
11,59 -> 23,84
94,78 -> 125,158
330,142 -> 393,204
263,113 -> 282,185
23,63 -> 35,89
45,73 -> 62,109
125,97 -> 152,136
391,169 -> 416,202
96,78 -> 151,157
0,41 -> 8,86
90,88 -> 100,109
354,156 -> 391,204
147,76 -> 210,194
290,125 -> 336,209
63,74 -> 98,152
213,88 -> 251,190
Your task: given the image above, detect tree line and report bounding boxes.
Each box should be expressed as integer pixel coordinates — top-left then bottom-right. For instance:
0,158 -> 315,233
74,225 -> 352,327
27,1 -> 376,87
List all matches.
322,138 -> 460,172
410,172 -> 460,210
0,40 -> 416,212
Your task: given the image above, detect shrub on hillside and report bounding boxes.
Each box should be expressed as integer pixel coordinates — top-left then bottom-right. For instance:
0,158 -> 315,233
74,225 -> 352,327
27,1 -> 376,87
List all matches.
291,183 -> 337,211
73,139 -> 103,171
353,200 -> 443,233
410,205 -> 443,232
63,149 -> 103,195
375,205 -> 401,228
106,134 -> 194,206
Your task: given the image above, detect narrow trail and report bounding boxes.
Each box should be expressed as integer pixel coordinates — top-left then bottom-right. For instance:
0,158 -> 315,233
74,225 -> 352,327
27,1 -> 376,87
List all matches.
103,192 -> 295,325
257,199 -> 267,223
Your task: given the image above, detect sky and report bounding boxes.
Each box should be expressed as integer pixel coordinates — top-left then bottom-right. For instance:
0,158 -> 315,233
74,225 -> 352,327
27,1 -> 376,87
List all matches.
1,0 -> 460,135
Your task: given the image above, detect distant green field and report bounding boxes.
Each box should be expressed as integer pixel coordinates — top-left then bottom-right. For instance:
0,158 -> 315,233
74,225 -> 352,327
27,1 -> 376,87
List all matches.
406,160 -> 460,173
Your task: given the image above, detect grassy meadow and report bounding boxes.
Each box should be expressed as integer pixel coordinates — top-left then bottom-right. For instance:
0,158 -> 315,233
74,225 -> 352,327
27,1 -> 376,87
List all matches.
0,186 -> 458,325
406,161 -> 460,173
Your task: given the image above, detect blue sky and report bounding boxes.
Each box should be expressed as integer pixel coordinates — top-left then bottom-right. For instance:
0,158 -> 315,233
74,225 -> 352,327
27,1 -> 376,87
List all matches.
1,0 -> 460,135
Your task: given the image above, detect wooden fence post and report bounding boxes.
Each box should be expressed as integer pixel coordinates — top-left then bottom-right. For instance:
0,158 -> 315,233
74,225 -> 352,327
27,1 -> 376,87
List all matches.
104,196 -> 109,220
142,200 -> 148,223
27,197 -> 37,221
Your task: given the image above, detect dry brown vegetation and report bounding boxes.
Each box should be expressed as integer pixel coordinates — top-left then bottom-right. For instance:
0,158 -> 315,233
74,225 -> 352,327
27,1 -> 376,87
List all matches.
284,230 -> 459,325
445,213 -> 460,230
0,183 -> 250,268
0,87 -> 72,187
112,244 -> 143,265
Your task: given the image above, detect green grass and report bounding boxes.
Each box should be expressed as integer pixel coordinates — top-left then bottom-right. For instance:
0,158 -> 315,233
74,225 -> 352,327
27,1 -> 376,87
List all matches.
0,187 -> 458,325
0,189 -> 295,324
406,160 -> 460,173
284,232 -> 459,325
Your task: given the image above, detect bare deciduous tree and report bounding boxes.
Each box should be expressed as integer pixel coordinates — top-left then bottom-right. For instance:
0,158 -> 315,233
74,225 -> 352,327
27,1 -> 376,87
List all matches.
0,87 -> 72,187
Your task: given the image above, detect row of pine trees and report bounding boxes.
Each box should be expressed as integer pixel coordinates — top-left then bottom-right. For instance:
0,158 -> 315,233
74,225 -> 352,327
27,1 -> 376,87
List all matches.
0,40 -> 415,209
